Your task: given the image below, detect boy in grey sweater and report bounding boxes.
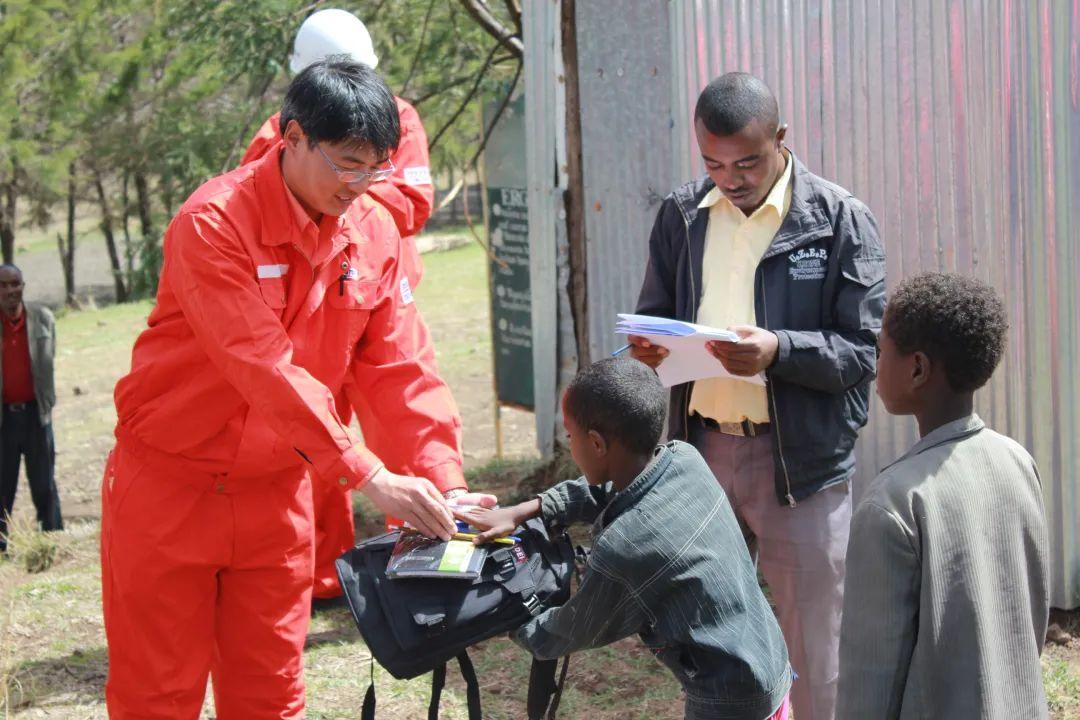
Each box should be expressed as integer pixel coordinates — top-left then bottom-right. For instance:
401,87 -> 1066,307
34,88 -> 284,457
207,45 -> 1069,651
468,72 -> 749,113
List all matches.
837,273 -> 1050,719
456,357 -> 792,720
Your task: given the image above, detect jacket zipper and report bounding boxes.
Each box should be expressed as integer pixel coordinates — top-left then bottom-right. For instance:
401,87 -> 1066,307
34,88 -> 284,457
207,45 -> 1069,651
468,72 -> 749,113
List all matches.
675,201 -> 695,442
759,269 -> 796,507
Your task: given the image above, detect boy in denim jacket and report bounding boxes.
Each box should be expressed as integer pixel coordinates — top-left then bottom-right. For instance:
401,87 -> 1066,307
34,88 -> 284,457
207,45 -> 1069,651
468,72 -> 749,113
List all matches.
457,358 -> 792,720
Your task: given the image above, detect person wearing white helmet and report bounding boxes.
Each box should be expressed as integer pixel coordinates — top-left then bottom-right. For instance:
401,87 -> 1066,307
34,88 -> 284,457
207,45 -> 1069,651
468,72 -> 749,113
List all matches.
288,8 -> 379,72
243,8 -> 434,286
242,8 -> 451,611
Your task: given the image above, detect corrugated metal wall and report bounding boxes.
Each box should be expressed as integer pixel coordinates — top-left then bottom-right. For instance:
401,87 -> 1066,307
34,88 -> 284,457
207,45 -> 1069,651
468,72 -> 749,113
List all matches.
576,1 -> 675,360
525,0 -> 1078,606
667,0 -> 1079,609
523,0 -> 575,456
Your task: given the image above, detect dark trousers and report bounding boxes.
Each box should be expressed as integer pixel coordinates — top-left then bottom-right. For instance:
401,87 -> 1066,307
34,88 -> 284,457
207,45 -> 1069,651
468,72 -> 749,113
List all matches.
0,402 -> 62,551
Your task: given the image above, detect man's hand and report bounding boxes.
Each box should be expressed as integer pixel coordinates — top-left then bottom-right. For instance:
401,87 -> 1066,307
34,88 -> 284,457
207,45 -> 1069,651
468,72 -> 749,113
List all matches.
627,335 -> 669,369
452,498 -> 542,544
361,467 -> 455,540
707,325 -> 779,376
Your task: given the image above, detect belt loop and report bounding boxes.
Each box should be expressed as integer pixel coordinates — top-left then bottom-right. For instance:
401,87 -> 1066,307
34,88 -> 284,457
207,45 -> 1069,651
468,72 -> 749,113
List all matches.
742,418 -> 754,437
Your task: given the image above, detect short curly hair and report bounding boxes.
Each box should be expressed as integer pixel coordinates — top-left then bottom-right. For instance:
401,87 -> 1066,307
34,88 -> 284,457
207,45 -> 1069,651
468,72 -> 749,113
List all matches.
564,357 -> 667,455
884,273 -> 1008,393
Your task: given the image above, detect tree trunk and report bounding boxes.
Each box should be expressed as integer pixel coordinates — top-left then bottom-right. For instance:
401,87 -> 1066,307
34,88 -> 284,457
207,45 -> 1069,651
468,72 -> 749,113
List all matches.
561,0 -> 589,371
134,170 -> 154,241
161,171 -> 173,218
92,166 -> 127,302
0,158 -> 17,265
121,170 -> 133,276
59,161 -> 76,307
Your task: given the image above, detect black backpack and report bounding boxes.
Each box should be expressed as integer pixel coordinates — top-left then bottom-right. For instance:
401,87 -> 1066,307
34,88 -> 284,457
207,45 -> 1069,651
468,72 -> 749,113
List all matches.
335,517 -> 577,719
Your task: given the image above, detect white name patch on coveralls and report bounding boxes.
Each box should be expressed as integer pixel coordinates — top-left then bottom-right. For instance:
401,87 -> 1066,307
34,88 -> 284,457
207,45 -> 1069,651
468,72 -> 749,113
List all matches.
400,277 -> 414,305
257,264 -> 289,279
403,166 -> 432,186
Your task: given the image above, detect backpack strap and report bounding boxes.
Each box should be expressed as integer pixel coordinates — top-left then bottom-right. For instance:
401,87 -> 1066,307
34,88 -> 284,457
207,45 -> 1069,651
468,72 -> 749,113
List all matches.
427,662 -> 447,720
499,559 -> 543,616
525,654 -> 571,720
548,654 -> 571,719
457,650 -> 482,720
361,657 -> 376,720
427,651 -> 482,720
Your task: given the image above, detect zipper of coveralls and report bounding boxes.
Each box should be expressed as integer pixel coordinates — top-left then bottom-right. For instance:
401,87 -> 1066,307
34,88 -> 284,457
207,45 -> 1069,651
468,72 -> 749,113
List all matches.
758,267 -> 796,507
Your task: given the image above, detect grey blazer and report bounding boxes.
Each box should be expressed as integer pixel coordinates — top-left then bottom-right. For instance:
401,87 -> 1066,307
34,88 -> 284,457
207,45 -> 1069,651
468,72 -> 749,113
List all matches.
837,414 -> 1050,719
0,302 -> 56,426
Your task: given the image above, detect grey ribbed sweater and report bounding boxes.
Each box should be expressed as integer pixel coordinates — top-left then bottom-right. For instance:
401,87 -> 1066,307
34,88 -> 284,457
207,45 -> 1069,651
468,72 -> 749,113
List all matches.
837,414 -> 1050,719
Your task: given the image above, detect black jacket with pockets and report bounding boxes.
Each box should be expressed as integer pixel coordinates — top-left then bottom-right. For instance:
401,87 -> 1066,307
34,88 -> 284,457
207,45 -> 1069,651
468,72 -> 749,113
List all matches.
636,152 -> 886,505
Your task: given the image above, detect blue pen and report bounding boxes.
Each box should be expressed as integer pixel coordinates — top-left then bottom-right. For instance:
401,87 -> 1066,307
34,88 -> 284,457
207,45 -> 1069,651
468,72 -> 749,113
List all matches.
611,343 -> 632,357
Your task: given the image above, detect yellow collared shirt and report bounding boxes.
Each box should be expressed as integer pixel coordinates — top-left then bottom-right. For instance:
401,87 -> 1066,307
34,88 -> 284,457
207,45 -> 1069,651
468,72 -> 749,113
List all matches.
689,153 -> 793,424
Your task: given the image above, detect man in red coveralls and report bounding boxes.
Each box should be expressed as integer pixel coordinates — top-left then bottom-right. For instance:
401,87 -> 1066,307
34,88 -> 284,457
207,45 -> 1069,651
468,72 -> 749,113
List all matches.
102,60 -> 489,718
242,8 -> 443,605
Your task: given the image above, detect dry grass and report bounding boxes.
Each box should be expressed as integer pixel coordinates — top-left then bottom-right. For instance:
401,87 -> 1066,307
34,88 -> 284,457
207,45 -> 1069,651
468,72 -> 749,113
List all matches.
0,242 -> 1076,719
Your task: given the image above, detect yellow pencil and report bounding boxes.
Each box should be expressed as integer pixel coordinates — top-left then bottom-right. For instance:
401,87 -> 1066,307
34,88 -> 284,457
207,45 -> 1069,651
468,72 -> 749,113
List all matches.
451,532 -> 518,546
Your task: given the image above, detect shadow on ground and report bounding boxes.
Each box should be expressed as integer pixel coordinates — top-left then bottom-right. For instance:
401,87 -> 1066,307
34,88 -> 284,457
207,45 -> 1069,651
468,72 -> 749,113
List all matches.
4,646 -> 108,712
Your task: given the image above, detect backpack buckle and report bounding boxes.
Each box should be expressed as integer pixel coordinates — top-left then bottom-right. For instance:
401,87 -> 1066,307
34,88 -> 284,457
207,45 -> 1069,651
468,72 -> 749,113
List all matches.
414,611 -> 447,636
522,594 -> 542,616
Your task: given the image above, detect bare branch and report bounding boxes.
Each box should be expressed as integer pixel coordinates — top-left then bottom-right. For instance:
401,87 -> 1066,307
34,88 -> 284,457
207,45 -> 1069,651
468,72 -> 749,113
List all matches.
408,54 -> 517,108
219,73 -> 278,174
457,0 -> 523,59
400,0 -> 438,97
427,41 -> 502,152
466,59 -> 521,168
436,59 -> 522,268
502,0 -> 522,35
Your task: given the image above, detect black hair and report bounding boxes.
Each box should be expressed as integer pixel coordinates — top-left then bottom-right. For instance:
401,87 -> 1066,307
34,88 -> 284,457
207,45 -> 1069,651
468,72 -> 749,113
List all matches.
884,272 -> 1008,393
563,357 -> 667,455
280,57 -> 400,155
694,72 -> 780,136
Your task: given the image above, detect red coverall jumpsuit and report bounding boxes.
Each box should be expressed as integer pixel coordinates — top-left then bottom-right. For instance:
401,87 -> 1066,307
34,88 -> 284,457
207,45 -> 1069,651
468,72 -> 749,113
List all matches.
102,147 -> 463,718
242,98 -> 436,599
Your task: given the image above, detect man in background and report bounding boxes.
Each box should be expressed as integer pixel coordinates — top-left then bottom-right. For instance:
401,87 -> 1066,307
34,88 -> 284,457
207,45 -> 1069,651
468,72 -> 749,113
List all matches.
0,264 -> 61,552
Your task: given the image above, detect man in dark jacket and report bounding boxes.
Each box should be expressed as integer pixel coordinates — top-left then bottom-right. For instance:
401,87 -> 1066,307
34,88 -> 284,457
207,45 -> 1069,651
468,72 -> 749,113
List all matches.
631,72 -> 885,720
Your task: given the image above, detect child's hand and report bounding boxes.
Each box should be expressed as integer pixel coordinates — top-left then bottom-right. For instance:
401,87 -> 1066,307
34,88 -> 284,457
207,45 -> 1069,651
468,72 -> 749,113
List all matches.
453,506 -> 523,544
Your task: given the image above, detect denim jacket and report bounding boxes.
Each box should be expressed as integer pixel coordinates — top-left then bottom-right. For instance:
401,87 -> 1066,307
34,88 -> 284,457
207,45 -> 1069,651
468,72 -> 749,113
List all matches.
636,152 -> 886,505
512,441 -> 791,720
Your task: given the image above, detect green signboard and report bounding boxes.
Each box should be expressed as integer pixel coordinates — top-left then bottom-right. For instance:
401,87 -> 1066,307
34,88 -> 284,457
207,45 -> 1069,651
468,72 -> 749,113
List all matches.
483,93 -> 533,409
487,184 -> 533,408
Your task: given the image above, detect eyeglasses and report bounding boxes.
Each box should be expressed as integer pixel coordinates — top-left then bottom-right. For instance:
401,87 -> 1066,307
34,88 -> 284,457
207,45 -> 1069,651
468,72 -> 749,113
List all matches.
315,144 -> 395,185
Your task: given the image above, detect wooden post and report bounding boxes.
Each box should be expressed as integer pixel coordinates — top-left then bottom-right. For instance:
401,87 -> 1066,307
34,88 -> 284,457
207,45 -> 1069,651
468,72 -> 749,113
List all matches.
561,0 -> 589,371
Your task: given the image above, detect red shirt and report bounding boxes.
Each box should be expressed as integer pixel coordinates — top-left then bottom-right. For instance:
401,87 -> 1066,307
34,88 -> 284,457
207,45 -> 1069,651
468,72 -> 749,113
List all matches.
2,309 -> 35,403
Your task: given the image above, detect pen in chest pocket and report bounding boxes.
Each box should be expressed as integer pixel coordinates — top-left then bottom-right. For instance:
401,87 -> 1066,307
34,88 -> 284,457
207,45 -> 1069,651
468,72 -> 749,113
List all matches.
338,261 -> 349,296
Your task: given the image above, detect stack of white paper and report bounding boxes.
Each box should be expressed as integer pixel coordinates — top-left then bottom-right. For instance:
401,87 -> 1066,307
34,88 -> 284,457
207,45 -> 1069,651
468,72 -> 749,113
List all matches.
615,313 -> 765,388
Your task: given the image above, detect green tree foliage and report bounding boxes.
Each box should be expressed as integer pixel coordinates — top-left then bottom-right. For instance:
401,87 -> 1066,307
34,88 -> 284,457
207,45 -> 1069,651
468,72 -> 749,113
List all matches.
0,0 -> 519,299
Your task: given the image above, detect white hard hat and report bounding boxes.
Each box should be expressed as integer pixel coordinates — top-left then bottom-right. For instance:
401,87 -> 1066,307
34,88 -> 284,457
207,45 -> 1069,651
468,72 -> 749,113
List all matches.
289,8 -> 379,75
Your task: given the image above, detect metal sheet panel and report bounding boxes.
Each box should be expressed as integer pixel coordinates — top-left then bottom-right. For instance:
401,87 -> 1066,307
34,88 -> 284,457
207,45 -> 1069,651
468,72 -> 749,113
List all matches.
668,0 -> 1080,608
575,0 -> 674,359
523,0 -> 566,455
